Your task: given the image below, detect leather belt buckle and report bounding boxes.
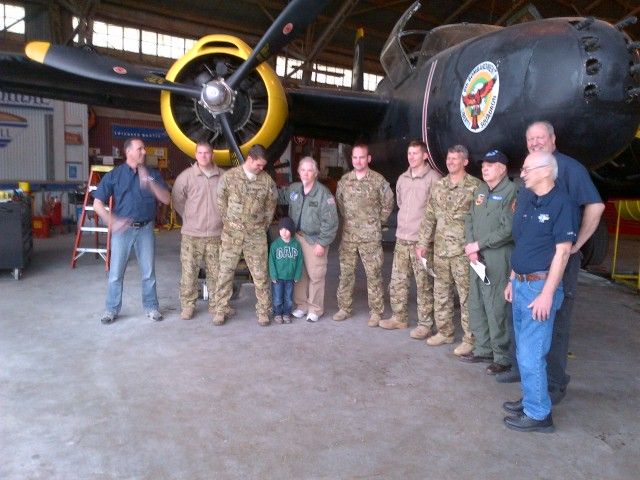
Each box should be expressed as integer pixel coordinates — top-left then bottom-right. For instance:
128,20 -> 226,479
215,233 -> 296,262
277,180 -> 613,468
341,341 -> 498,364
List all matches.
131,220 -> 149,228
514,272 -> 548,282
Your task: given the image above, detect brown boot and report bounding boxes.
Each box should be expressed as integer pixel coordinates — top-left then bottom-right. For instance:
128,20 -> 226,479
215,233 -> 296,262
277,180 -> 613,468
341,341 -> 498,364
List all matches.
379,316 -> 408,330
209,306 -> 236,317
180,306 -> 195,320
257,315 -> 270,326
410,325 -> 431,339
426,332 -> 455,346
453,341 -> 474,356
332,309 -> 351,321
212,312 -> 225,326
368,313 -> 382,327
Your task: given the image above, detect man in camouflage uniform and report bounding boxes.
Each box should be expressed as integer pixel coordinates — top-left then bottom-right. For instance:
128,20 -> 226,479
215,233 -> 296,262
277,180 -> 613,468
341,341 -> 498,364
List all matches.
461,150 -> 516,374
213,144 -> 277,326
333,142 -> 395,326
416,144 -> 481,355
172,142 -> 223,320
379,140 -> 441,338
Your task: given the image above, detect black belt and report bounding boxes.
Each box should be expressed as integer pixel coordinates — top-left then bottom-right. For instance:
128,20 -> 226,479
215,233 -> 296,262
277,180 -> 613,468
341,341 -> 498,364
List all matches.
514,271 -> 548,282
131,220 -> 151,228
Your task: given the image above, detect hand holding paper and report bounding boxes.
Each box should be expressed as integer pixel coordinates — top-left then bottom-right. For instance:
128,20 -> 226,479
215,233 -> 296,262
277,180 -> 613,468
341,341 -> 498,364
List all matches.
470,261 -> 490,285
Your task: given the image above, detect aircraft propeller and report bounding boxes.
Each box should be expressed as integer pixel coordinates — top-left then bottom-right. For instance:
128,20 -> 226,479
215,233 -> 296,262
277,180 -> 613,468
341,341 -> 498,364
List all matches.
25,0 -> 331,163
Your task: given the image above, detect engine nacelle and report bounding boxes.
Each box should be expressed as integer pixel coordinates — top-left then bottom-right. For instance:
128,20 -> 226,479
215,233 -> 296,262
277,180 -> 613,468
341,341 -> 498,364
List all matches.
161,35 -> 288,166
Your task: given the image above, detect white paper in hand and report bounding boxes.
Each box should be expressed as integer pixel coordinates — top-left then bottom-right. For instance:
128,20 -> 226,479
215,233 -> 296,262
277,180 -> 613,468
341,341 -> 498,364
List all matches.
420,256 -> 436,277
470,261 -> 490,285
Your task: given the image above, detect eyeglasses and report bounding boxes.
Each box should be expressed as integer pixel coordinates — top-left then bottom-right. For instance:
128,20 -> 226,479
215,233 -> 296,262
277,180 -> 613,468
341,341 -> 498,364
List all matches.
520,164 -> 548,174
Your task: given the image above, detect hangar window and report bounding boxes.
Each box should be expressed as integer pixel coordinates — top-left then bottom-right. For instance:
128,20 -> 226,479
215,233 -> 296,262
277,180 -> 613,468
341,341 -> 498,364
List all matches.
276,56 -> 304,80
0,3 -> 24,34
72,17 -> 196,59
276,56 -> 383,92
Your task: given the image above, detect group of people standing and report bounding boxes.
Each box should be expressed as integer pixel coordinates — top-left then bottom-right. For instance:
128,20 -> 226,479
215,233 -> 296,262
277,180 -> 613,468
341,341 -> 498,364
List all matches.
93,118 -> 603,434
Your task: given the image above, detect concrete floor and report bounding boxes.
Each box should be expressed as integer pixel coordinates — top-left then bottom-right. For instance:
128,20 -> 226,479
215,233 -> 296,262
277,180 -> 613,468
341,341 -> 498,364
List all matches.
1,230 -> 638,480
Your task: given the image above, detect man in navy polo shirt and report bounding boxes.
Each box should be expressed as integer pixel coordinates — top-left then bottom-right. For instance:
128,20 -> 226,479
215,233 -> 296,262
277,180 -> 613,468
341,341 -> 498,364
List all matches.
502,151 -> 576,432
93,137 -> 170,325
496,121 -> 605,407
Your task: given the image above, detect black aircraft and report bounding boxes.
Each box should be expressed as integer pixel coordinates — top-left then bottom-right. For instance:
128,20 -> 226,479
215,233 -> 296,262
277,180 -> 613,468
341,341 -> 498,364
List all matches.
1,0 -> 639,259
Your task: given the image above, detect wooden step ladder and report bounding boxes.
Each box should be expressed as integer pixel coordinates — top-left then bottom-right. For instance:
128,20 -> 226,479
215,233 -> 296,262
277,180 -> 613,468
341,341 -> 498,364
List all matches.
71,165 -> 114,270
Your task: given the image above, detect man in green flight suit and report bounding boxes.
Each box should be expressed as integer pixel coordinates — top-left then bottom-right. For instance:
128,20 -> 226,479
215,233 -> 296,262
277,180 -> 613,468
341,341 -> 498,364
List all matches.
461,150 -> 517,373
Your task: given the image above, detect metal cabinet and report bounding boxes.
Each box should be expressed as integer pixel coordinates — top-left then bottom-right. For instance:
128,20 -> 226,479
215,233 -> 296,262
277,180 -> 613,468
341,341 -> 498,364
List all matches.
0,199 -> 33,279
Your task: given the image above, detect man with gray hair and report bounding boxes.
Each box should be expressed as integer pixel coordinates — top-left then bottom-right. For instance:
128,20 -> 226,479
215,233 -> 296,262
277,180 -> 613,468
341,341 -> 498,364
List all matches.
279,156 -> 339,322
496,121 -> 605,408
502,151 -> 577,433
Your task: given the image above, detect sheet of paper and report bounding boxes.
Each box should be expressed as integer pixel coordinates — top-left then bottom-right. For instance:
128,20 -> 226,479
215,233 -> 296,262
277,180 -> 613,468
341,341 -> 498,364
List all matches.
419,256 -> 436,277
470,261 -> 490,285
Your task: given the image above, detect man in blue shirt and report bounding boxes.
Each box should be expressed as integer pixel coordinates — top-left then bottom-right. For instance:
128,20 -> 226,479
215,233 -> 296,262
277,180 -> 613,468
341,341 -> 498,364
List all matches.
497,121 -> 605,407
93,137 -> 170,324
502,151 -> 576,433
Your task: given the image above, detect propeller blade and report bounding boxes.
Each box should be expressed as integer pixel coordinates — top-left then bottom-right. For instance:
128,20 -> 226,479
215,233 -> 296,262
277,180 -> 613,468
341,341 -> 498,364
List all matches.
218,113 -> 244,165
227,0 -> 331,89
25,41 -> 201,99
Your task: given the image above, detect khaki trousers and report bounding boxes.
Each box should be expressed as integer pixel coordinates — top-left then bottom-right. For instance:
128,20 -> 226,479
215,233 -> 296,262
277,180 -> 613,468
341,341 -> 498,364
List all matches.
294,233 -> 329,316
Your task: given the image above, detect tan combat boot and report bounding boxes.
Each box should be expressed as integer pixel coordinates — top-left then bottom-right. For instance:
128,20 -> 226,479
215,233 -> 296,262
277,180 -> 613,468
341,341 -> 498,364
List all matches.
180,306 -> 195,320
368,313 -> 382,327
410,325 -> 431,339
426,332 -> 455,346
453,341 -> 474,356
379,316 -> 408,330
212,312 -> 226,326
332,309 -> 351,321
209,306 -> 236,317
257,315 -> 270,326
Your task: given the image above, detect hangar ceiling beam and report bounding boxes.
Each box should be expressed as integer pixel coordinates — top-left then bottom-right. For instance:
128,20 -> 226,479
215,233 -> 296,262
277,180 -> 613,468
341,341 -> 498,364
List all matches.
442,0 -> 479,24
585,0 -> 606,12
494,0 -> 527,26
289,0 -> 361,82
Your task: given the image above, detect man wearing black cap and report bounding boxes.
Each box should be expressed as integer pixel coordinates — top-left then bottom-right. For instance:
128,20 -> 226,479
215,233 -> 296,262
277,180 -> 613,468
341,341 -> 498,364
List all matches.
461,150 -> 517,374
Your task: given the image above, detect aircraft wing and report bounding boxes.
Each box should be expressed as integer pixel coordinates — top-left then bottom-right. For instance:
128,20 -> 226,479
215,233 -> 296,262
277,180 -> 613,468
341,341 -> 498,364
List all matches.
0,51 -> 160,114
287,86 -> 389,144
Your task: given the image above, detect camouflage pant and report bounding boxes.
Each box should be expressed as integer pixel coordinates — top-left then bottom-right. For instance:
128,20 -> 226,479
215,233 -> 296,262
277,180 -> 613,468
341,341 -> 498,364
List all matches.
336,240 -> 384,315
214,229 -> 271,317
433,253 -> 473,343
389,239 -> 433,327
179,234 -> 221,310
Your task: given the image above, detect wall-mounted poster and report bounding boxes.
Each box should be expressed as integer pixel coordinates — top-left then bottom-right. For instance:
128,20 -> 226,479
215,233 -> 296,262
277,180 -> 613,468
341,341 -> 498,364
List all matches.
66,162 -> 81,180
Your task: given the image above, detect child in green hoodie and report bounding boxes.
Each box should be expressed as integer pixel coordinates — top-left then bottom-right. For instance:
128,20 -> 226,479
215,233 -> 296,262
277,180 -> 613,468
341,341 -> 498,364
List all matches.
269,216 -> 303,324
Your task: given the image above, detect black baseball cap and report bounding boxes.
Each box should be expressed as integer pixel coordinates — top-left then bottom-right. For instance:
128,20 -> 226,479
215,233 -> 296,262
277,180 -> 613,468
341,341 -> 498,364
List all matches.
479,149 -> 509,165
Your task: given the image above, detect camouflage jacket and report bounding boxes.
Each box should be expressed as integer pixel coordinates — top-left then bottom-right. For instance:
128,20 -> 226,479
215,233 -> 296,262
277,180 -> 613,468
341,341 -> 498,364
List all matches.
336,169 -> 394,243
418,173 -> 481,257
217,166 -> 277,232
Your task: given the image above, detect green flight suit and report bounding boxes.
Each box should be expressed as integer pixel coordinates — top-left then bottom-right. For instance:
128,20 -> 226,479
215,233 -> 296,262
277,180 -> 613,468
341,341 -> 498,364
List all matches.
464,175 -> 517,364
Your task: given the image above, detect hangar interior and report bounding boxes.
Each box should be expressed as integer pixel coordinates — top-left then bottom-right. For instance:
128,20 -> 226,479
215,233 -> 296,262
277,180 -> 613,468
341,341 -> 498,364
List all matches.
1,1 -> 640,479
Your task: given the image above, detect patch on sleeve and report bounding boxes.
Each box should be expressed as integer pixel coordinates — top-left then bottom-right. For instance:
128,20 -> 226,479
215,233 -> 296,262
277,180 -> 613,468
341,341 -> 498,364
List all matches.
475,193 -> 485,206
290,191 -> 299,202
511,199 -> 517,213
326,197 -> 335,205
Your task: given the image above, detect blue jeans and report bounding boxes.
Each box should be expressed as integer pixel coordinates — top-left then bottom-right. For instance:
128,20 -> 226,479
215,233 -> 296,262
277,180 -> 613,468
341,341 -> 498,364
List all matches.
106,222 -> 159,314
272,280 -> 294,316
512,278 -> 564,420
